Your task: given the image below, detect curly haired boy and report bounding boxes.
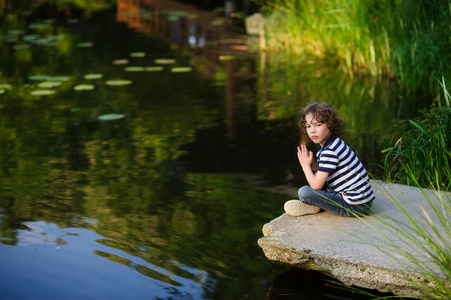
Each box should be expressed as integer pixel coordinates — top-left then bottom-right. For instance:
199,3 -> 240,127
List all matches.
284,102 -> 375,217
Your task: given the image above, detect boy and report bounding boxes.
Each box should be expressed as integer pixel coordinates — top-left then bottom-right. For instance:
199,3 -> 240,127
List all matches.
284,102 -> 375,217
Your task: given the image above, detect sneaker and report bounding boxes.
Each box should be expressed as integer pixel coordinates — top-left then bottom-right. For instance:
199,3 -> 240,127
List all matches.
284,199 -> 321,216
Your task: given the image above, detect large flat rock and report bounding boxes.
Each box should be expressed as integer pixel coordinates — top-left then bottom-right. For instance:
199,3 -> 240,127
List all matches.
258,181 -> 450,297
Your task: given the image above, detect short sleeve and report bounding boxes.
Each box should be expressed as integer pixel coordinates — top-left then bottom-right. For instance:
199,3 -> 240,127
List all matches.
318,150 -> 338,173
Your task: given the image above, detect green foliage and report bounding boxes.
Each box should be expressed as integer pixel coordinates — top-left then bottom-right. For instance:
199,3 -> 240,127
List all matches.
381,80 -> 451,190
258,0 -> 451,94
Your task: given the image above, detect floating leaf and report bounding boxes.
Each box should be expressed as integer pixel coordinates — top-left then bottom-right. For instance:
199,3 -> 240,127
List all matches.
0,90 -> 5,94
125,66 -> 145,72
113,59 -> 129,65
98,113 -> 125,121
106,80 -> 132,86
39,81 -> 61,88
0,84 -> 12,89
13,44 -> 30,50
130,52 -> 146,57
31,90 -> 55,96
48,76 -> 71,82
155,58 -> 176,64
171,67 -> 192,73
74,84 -> 95,91
84,73 -> 103,80
28,23 -> 49,30
145,66 -> 164,72
77,42 -> 93,48
8,29 -> 25,35
32,38 -> 53,45
28,75 -> 49,81
22,34 -> 39,41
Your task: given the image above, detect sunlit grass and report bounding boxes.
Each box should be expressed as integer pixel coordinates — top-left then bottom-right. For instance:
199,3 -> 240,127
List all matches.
257,0 -> 451,93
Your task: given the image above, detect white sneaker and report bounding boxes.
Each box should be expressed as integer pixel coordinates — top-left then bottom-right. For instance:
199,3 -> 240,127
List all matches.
284,199 -> 321,216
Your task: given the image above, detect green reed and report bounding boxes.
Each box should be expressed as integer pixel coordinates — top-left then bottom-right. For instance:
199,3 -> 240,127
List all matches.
355,182 -> 451,299
380,78 -> 451,191
256,0 -> 451,93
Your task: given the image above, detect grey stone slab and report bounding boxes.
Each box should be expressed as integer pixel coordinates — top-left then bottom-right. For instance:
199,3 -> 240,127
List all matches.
258,181 -> 451,297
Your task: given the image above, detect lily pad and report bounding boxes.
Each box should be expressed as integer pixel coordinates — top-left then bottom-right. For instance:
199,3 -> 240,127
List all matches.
8,29 -> 25,35
130,52 -> 146,57
113,59 -> 129,65
31,90 -> 56,96
106,80 -> 132,86
28,23 -> 49,30
28,75 -> 49,81
77,42 -> 93,48
155,58 -> 176,64
0,84 -> 12,89
23,34 -> 39,41
171,67 -> 192,73
39,81 -> 61,88
98,113 -> 125,121
74,84 -> 95,91
84,73 -> 103,80
125,66 -> 145,72
0,90 -> 5,94
13,44 -> 31,50
48,76 -> 71,82
145,66 -> 164,72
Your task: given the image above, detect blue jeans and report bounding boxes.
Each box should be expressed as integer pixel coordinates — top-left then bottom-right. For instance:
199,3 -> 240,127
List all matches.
298,186 -> 372,217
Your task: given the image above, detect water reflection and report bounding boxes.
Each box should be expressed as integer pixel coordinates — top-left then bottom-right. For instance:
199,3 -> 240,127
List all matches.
0,1 -> 428,299
1,221 -> 208,299
115,0 -> 430,180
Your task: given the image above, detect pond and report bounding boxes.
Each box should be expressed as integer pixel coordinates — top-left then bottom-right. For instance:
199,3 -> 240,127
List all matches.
0,1 -> 429,299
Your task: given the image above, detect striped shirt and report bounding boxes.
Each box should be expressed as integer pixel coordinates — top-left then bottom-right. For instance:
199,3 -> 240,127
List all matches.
317,134 -> 375,205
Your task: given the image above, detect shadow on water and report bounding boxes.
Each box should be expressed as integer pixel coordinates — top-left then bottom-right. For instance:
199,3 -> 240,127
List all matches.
0,1 -> 428,299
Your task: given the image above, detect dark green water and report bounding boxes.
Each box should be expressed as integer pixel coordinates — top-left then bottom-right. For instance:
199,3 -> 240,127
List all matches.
0,1 -> 429,299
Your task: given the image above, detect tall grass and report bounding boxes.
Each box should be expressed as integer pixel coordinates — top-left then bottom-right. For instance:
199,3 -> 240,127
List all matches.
328,182 -> 451,299
256,0 -> 451,93
380,78 -> 451,191
351,182 -> 451,299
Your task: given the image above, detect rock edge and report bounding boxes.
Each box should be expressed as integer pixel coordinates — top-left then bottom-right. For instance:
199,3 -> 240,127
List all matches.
258,181 -> 450,297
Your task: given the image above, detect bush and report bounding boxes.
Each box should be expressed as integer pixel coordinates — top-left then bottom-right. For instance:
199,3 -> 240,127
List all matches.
381,79 -> 451,190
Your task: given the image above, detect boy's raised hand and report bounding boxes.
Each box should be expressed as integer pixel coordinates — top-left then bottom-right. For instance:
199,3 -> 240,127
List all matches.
297,145 -> 313,170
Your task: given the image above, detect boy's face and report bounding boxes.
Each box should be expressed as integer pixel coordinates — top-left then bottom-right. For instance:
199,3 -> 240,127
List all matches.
305,113 -> 331,147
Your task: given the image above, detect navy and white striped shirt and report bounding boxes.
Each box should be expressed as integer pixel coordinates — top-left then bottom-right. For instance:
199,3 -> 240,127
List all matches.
317,134 -> 375,205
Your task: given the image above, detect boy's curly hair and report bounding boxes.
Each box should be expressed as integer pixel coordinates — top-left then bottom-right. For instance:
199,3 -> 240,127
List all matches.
299,102 -> 343,136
